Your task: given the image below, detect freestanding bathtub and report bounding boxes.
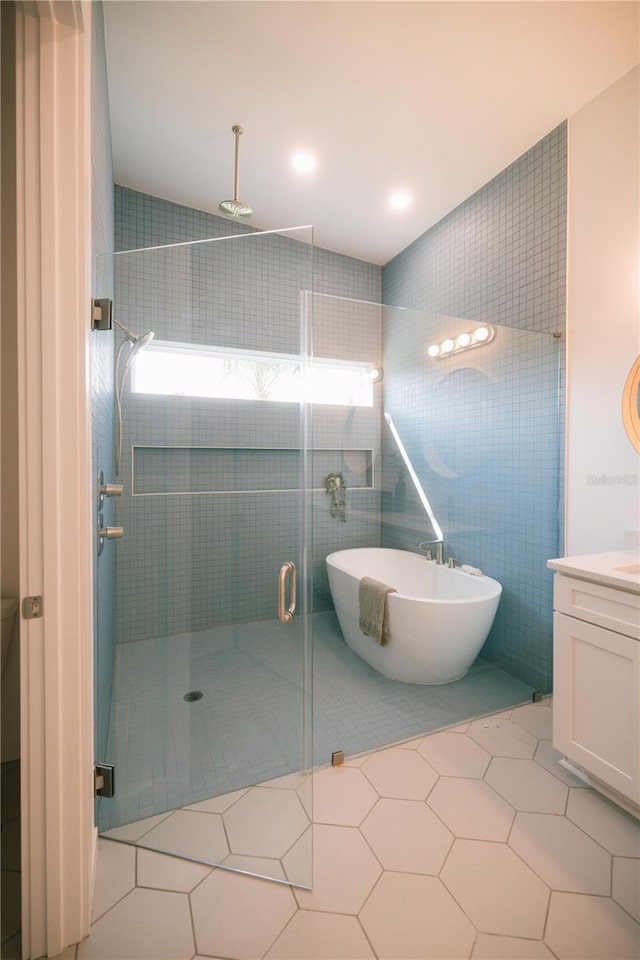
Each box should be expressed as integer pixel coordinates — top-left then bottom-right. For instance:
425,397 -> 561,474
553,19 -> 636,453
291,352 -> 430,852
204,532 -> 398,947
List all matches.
326,548 -> 502,684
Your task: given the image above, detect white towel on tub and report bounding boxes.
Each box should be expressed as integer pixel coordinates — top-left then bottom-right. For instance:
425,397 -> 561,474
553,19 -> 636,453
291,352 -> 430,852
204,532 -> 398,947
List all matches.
359,577 -> 397,645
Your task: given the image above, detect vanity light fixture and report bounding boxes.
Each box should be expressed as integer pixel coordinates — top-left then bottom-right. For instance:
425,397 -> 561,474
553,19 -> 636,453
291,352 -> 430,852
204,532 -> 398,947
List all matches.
427,325 -> 495,360
369,367 -> 383,383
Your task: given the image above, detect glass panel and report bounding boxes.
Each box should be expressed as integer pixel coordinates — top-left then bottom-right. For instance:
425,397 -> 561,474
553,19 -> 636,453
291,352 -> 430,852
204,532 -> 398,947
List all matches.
382,306 -> 561,694
309,295 -> 560,768
93,251 -> 116,789
95,227 -> 313,888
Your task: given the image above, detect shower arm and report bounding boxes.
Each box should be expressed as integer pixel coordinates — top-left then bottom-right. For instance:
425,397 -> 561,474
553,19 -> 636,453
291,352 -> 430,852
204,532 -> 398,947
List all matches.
114,317 -> 140,343
232,124 -> 242,202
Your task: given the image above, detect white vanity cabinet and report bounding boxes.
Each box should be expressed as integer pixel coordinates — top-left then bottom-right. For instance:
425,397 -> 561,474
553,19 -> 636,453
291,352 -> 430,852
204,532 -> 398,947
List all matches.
551,567 -> 640,810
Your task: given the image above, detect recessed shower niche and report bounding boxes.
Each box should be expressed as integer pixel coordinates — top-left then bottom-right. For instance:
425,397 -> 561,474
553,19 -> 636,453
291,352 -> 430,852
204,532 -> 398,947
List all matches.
131,445 -> 374,495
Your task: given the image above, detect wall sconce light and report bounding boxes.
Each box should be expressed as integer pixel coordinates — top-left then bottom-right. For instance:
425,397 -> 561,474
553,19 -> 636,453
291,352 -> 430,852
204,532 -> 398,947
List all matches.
427,325 -> 495,360
369,367 -> 383,383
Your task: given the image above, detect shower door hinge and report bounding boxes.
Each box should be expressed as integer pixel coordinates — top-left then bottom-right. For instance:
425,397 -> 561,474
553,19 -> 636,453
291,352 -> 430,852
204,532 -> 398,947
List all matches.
91,297 -> 113,331
94,763 -> 115,798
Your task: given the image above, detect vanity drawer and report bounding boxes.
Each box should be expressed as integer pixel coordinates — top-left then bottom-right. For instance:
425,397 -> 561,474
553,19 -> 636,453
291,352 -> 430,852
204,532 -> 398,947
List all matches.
554,575 -> 640,640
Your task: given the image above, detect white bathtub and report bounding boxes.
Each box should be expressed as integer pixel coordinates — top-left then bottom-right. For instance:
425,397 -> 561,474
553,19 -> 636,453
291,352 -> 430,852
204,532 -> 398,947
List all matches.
326,547 -> 502,684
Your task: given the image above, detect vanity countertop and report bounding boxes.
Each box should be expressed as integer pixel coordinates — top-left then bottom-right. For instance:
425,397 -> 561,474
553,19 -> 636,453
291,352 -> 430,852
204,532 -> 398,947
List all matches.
548,550 -> 640,594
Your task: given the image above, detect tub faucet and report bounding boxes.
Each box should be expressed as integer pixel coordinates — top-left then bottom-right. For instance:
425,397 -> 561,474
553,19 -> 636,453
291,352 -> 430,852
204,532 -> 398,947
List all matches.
417,540 -> 444,563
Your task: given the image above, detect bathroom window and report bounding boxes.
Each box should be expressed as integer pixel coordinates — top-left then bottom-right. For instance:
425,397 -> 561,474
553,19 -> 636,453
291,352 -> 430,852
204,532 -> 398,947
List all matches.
131,340 -> 375,407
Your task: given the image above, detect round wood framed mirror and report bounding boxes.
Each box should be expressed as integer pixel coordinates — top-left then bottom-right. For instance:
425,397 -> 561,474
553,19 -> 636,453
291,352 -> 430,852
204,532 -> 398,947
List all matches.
621,354 -> 640,453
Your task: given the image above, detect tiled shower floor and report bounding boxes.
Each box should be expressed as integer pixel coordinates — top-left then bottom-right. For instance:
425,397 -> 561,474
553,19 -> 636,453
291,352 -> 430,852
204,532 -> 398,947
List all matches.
98,611 -> 534,832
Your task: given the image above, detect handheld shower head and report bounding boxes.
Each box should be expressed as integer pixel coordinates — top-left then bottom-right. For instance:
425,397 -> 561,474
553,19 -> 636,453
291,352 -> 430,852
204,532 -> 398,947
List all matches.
131,330 -> 155,354
113,323 -> 155,475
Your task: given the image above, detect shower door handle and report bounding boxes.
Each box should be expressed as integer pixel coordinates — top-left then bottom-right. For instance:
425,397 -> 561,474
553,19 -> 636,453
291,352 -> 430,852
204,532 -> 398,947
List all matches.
278,562 -> 296,624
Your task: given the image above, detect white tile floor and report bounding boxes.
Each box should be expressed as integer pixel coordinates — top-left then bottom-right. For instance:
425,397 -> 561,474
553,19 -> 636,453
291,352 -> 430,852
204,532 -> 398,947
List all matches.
59,701 -> 639,960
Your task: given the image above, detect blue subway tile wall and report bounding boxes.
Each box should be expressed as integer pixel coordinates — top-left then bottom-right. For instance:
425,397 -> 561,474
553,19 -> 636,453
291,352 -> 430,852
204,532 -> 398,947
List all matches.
91,0 -> 116,762
381,126 -> 566,691
113,192 -> 382,643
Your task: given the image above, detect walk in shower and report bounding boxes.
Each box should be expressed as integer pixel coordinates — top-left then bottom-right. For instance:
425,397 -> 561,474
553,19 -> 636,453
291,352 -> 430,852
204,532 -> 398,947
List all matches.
95,227 -> 315,886
93,225 -> 561,885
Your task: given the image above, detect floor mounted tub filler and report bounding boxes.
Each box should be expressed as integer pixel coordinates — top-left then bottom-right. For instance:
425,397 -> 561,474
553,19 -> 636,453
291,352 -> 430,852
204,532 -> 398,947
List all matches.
326,547 -> 502,684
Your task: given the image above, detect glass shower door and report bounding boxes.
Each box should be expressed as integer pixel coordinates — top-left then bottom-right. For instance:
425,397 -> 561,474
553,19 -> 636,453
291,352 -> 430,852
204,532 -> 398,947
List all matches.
95,226 -> 313,887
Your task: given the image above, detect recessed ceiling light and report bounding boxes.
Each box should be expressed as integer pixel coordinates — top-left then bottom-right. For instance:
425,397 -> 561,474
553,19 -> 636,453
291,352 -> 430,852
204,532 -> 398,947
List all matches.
291,151 -> 317,176
389,191 -> 412,212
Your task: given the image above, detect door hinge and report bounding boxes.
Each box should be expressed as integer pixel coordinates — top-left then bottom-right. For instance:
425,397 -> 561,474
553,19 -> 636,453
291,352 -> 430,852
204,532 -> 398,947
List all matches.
94,763 -> 115,798
91,297 -> 113,331
22,596 -> 43,619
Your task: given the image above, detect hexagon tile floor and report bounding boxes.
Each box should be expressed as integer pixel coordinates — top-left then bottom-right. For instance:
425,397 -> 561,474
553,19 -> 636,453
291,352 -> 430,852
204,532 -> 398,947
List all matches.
56,700 -> 639,960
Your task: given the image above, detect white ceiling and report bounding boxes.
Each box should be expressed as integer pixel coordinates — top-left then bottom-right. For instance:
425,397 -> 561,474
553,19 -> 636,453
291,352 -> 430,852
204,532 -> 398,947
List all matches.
104,1 -> 639,265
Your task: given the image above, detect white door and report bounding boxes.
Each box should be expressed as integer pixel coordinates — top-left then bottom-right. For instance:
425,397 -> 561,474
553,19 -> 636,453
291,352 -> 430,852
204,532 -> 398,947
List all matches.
14,2 -> 94,956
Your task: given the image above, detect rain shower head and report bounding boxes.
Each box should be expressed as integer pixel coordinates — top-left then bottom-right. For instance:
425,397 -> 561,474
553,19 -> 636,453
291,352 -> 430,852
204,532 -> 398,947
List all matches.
218,125 -> 253,221
218,198 -> 253,219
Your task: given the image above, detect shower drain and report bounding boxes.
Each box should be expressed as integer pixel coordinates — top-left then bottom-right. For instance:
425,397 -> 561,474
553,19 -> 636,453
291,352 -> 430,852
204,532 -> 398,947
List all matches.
183,690 -> 204,703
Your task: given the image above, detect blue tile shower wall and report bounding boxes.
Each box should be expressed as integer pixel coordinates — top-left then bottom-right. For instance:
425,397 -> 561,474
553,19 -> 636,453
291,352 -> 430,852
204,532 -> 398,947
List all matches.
383,311 -> 560,690
384,125 -> 567,333
381,125 -> 566,691
114,188 -> 382,642
310,294 -> 384,607
91,0 -> 116,761
115,187 -> 382,302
